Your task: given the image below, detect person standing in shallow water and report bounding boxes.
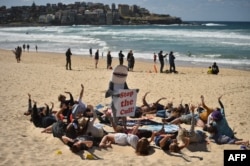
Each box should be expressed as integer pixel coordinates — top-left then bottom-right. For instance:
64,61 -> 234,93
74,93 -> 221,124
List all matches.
65,48 -> 72,70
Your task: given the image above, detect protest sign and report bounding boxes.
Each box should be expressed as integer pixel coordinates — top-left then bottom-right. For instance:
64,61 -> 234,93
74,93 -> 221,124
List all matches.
113,89 -> 137,117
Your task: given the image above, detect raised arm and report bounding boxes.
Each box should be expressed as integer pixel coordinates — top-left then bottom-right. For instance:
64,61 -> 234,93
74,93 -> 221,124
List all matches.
200,95 -> 210,111
130,121 -> 141,135
79,84 -> 84,101
154,97 -> 167,105
218,95 -> 224,109
142,92 -> 150,106
65,91 -> 74,105
218,95 -> 225,116
189,104 -> 196,133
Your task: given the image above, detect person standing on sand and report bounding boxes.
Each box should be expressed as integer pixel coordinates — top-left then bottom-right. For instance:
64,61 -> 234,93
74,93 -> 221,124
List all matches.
118,50 -> 124,65
158,50 -> 167,73
65,48 -> 72,70
169,51 -> 176,73
94,49 -> 99,68
35,45 -> 38,52
153,53 -> 157,63
107,51 -> 112,69
127,50 -> 133,68
128,52 -> 135,71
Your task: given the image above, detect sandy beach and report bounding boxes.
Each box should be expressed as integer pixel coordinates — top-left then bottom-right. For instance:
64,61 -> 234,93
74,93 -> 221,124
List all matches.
0,48 -> 250,166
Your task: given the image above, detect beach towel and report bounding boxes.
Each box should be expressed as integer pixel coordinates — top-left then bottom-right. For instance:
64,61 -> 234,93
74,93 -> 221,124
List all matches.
117,119 -> 162,126
141,124 -> 179,133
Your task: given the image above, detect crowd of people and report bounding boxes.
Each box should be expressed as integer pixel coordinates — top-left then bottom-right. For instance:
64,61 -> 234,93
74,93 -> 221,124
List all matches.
67,48 -> 181,74
23,84 -> 249,159
12,44 -> 38,63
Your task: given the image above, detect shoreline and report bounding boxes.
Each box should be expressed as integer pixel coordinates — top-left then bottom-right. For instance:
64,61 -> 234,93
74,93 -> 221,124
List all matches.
2,48 -> 249,72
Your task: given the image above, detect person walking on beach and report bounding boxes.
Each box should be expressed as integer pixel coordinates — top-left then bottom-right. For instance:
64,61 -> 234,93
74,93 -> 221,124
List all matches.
158,50 -> 167,73
107,51 -> 112,69
12,46 -> 22,63
35,45 -> 38,52
118,50 -> 125,65
94,49 -> 99,68
169,51 -> 176,73
65,48 -> 72,70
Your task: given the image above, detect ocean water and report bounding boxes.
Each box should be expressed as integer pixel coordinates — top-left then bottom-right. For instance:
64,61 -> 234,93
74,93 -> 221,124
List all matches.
0,21 -> 250,69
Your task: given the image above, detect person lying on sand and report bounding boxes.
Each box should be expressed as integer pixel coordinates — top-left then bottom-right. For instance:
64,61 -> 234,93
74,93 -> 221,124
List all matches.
149,124 -> 190,153
138,91 -> 166,115
62,135 -> 94,153
167,95 -> 224,128
24,93 -> 56,128
99,121 -> 151,156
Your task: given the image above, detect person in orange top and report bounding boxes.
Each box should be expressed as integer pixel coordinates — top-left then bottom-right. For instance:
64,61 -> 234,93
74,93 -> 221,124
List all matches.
199,95 -> 215,123
167,95 -> 220,128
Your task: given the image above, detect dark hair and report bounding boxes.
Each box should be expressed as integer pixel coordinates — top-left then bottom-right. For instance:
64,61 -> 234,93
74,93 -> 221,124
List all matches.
58,94 -> 66,101
136,138 -> 149,156
210,126 -> 217,133
169,142 -> 181,153
70,144 -> 81,153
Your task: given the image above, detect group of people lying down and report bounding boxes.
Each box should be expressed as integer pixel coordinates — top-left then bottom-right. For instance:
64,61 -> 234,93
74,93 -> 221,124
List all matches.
23,85 -> 249,158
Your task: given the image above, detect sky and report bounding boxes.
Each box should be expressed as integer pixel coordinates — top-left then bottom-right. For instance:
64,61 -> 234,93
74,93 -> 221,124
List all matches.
0,0 -> 250,21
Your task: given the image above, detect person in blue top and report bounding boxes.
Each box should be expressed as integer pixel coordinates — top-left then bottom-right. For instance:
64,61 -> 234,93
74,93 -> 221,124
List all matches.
204,95 -> 234,139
